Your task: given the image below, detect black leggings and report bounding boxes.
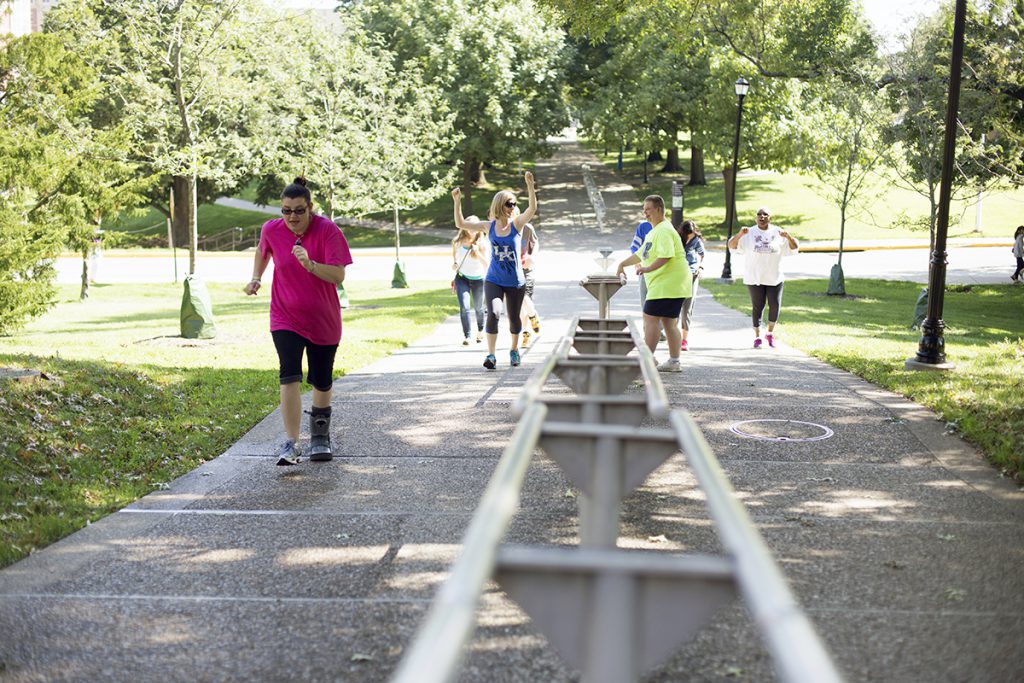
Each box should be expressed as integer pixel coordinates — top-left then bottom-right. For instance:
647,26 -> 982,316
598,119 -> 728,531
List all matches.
271,329 -> 338,391
484,280 -> 526,335
747,282 -> 784,328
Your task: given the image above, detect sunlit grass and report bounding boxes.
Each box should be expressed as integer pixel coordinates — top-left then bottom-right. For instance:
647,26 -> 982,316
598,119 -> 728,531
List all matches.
0,280 -> 452,567
585,141 -> 1024,242
703,278 -> 1024,482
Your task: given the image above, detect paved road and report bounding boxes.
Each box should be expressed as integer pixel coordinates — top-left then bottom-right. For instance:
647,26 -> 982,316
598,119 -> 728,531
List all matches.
58,241 -> 1017,288
5,139 -> 1023,683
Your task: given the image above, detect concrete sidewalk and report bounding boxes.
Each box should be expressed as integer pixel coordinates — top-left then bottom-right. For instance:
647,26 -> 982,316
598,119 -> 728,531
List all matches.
3,140 -> 1023,682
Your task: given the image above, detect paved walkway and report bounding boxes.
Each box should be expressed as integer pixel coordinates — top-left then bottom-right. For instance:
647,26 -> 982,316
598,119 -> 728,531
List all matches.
3,140 -> 1023,683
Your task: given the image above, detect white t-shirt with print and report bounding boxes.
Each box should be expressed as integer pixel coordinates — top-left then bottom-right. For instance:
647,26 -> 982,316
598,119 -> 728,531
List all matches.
730,224 -> 796,286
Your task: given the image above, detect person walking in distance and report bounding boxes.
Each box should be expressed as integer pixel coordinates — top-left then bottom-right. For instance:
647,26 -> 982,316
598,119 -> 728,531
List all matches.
519,222 -> 541,346
451,171 -> 538,369
244,177 -> 353,465
677,220 -> 705,351
628,216 -> 654,307
451,223 -> 488,345
1011,225 -> 1023,283
728,207 -> 799,349
615,195 -> 691,372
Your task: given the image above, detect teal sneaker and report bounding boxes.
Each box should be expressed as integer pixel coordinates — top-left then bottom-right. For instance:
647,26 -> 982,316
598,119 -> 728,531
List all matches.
510,349 -> 521,367
483,354 -> 496,369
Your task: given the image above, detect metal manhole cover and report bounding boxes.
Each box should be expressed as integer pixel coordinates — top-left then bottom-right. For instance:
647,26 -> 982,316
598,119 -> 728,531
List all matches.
729,419 -> 834,442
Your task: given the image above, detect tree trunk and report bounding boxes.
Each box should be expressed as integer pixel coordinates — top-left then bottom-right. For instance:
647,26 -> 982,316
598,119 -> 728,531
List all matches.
461,154 -> 477,216
646,150 -> 663,162
688,145 -> 706,185
171,176 -> 192,247
172,175 -> 198,274
170,36 -> 198,274
79,247 -> 90,301
661,146 -> 683,173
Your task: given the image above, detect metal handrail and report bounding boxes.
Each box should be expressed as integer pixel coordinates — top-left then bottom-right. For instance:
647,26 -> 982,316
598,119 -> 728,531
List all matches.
625,318 -> 669,418
581,164 -> 606,229
512,317 -> 668,419
390,402 -> 548,683
512,319 -> 577,417
669,410 -> 843,683
392,330 -> 840,683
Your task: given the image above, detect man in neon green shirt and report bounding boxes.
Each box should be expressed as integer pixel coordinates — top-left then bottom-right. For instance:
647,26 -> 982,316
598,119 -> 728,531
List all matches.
616,195 -> 691,372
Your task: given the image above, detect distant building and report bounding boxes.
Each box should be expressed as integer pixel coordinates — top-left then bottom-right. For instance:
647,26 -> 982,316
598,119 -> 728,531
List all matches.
1,0 -> 32,38
31,0 -> 56,32
1,0 -> 56,37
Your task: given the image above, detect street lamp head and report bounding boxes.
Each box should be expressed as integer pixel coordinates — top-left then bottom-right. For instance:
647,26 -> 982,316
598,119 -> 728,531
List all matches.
735,77 -> 750,98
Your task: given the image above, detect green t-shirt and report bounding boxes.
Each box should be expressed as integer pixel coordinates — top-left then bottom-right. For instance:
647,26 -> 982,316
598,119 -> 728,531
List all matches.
640,219 -> 691,300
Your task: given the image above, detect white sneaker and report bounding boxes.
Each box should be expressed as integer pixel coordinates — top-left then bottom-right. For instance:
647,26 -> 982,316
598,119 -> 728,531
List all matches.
657,358 -> 682,372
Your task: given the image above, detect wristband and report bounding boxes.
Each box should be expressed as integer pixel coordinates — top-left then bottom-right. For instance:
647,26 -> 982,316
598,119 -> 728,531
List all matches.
249,278 -> 261,284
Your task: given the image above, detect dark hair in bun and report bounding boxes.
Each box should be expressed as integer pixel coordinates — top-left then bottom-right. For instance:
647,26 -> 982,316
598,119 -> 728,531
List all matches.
281,176 -> 311,204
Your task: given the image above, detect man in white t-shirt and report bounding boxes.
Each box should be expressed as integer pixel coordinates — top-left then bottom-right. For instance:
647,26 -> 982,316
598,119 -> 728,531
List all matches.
727,207 -> 799,349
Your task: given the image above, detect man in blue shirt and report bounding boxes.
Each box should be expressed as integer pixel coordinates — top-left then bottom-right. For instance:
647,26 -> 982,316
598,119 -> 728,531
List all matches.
629,220 -> 653,306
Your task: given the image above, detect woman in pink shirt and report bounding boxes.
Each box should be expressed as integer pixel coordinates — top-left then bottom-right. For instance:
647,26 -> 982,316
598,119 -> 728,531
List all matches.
243,178 -> 353,465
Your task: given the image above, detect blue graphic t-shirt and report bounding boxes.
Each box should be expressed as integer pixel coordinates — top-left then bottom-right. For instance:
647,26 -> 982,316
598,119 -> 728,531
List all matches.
486,220 -> 525,287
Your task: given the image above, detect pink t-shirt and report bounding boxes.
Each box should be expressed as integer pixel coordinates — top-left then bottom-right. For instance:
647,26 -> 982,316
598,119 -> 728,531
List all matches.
258,214 -> 353,345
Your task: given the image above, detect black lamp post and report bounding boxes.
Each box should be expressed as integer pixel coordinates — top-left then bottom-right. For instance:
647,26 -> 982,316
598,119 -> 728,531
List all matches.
720,77 -> 749,282
906,0 -> 966,371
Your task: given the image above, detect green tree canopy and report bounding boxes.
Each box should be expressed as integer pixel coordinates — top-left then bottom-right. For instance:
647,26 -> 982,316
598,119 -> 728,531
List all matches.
0,32 -> 147,332
46,0 -> 286,271
352,0 -> 572,214
253,15 -> 458,220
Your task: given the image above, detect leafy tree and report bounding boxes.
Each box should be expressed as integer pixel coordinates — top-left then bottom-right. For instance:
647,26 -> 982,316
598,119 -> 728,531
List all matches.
571,7 -> 713,176
46,0 -> 285,273
255,17 -> 457,221
879,6 -> 1021,248
558,0 -> 879,233
352,0 -> 571,214
698,0 -> 876,79
797,75 -> 885,294
543,0 -> 876,80
0,33 -> 145,331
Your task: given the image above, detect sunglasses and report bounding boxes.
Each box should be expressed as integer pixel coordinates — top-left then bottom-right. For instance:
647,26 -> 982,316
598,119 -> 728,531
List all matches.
757,213 -> 770,217
281,207 -> 308,216
504,201 -> 517,208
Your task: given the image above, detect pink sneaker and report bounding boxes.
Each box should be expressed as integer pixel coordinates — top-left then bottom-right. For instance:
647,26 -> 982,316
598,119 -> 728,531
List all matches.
680,339 -> 689,351
766,334 -> 775,348
753,338 -> 763,349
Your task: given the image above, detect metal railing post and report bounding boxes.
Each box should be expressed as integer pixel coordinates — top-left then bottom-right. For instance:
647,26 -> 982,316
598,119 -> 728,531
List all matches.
392,309 -> 843,683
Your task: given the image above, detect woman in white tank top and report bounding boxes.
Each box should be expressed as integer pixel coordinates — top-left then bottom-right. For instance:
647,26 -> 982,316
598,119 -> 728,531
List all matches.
451,223 -> 489,344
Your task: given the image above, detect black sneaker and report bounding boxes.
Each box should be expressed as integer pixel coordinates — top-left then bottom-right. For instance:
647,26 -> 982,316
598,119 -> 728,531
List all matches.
483,354 -> 496,369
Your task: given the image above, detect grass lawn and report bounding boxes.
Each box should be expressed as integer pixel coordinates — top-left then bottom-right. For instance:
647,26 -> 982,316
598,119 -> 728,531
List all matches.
702,278 -> 1024,482
586,143 -> 1024,243
0,280 -> 452,568
105,204 -> 446,249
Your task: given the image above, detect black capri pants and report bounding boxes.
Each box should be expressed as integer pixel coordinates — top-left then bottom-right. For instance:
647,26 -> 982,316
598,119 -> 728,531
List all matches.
484,280 -> 527,335
747,282 -> 784,328
271,329 -> 338,392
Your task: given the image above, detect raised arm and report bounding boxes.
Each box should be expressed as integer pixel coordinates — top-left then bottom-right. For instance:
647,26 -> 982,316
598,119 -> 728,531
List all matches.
513,171 -> 537,229
728,226 -> 749,251
452,188 -> 491,233
778,229 -> 799,250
